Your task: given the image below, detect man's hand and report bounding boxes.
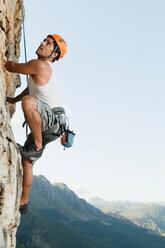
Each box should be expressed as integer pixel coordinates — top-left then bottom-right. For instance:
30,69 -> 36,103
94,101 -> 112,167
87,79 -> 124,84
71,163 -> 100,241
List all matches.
6,97 -> 17,104
6,88 -> 29,104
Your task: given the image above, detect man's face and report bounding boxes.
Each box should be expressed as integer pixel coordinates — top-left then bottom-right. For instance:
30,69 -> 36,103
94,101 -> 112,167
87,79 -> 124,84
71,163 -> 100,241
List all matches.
36,36 -> 55,58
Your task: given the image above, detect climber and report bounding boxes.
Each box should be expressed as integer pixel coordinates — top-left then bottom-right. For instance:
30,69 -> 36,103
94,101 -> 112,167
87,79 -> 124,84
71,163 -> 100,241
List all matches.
5,34 -> 67,214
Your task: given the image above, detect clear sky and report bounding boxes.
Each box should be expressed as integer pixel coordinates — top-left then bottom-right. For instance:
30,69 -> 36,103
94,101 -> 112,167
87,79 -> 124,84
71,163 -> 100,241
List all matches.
12,0 -> 165,203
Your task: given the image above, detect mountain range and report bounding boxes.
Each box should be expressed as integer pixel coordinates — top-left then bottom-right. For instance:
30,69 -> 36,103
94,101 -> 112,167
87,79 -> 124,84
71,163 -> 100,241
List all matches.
16,176 -> 165,248
89,197 -> 165,236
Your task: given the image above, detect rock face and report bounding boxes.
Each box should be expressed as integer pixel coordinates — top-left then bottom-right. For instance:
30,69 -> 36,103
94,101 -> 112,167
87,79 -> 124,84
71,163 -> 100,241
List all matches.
0,0 -> 23,247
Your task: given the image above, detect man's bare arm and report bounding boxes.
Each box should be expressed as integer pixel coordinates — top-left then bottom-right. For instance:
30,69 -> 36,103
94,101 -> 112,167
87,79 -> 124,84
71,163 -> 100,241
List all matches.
7,87 -> 29,104
4,59 -> 44,75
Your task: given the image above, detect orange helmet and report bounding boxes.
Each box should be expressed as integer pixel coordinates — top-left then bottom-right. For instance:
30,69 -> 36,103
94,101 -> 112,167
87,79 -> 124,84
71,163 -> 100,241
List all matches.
48,34 -> 67,60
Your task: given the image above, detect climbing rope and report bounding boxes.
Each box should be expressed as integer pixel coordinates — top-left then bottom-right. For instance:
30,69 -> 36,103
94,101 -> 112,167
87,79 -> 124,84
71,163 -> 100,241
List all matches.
20,0 -> 28,70
20,0 -> 28,137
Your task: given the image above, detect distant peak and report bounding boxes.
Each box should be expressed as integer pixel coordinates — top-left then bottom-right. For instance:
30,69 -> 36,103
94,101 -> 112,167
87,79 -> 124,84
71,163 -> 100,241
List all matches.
34,175 -> 51,184
52,182 -> 69,190
36,175 -> 48,180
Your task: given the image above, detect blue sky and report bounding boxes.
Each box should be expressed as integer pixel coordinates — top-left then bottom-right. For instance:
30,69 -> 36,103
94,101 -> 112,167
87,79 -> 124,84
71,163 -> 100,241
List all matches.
12,0 -> 165,202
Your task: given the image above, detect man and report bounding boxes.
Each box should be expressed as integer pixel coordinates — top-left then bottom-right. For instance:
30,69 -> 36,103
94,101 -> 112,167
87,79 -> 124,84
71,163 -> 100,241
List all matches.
5,34 -> 67,214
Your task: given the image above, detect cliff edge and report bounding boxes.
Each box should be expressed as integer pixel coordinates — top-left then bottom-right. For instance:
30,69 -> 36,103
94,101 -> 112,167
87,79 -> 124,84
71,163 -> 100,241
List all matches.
0,0 -> 23,247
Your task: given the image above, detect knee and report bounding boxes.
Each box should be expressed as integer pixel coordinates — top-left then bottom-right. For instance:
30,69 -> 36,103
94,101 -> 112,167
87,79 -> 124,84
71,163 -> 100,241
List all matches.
22,96 -> 37,112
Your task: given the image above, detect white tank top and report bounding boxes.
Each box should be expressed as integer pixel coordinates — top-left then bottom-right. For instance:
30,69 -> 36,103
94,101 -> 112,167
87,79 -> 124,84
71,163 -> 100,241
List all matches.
27,61 -> 62,108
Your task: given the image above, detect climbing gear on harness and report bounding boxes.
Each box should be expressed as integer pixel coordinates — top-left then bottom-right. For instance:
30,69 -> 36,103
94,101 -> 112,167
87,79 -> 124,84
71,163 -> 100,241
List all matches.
60,129 -> 75,149
48,34 -> 67,60
42,106 -> 75,149
52,107 -> 75,149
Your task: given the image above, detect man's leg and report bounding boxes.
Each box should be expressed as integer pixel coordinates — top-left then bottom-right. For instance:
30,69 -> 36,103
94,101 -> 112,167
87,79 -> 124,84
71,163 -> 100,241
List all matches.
22,95 -> 42,151
20,159 -> 33,206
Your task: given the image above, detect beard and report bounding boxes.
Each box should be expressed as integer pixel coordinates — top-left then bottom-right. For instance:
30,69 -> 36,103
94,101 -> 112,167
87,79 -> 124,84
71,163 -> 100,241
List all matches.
36,47 -> 43,58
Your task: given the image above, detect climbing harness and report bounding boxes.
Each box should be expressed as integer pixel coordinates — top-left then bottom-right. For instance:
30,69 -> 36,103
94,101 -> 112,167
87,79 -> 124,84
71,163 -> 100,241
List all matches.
59,116 -> 75,149
42,107 -> 75,149
55,110 -> 75,149
21,0 -> 29,137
